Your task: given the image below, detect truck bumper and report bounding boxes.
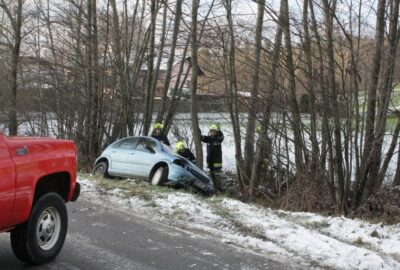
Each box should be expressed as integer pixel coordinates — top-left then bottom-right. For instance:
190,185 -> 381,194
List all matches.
71,182 -> 80,202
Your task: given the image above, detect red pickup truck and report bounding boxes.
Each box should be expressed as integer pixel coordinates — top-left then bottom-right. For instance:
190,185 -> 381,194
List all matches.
0,133 -> 80,265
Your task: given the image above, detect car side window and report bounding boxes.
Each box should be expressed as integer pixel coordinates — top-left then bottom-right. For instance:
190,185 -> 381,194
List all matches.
114,138 -> 138,149
136,138 -> 157,154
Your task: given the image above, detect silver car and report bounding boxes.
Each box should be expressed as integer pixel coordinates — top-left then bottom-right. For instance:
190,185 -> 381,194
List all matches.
93,136 -> 214,195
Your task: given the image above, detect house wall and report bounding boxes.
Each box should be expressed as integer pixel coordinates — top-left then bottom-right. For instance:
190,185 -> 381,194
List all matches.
170,61 -> 192,91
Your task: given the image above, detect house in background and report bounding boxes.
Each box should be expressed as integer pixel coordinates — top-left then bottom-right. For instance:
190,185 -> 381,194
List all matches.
163,57 -> 206,98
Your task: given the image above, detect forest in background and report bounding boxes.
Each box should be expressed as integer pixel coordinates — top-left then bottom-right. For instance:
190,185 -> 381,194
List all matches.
1,0 -> 400,218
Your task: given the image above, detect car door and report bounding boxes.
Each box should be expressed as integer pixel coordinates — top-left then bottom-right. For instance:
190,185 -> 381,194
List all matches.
108,137 -> 139,175
0,135 -> 16,230
125,138 -> 158,177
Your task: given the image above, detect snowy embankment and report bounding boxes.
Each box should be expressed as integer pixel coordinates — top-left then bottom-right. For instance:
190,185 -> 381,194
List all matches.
80,176 -> 400,270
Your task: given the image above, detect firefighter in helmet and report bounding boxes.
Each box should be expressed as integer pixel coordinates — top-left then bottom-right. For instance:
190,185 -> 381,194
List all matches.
175,140 -> 196,163
200,123 -> 224,192
151,122 -> 170,146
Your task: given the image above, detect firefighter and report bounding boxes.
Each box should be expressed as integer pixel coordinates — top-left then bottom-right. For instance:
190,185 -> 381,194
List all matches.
151,123 -> 170,146
175,141 -> 196,163
201,123 -> 224,192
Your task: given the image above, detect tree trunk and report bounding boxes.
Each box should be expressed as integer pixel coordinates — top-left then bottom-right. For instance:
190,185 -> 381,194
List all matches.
354,0 -> 386,207
370,0 -> 400,192
249,0 -> 283,198
1,0 -> 23,135
224,0 -> 245,190
243,0 -> 264,182
89,0 -> 101,158
156,0 -> 183,125
163,36 -> 190,134
110,0 -> 125,137
322,0 -> 346,211
309,0 -> 337,205
302,0 -> 319,176
146,1 -> 167,134
143,0 -> 158,135
393,141 -> 400,186
282,0 -> 305,175
190,0 -> 203,169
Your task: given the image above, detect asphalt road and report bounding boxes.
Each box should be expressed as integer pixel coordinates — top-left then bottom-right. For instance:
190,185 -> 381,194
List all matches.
0,198 -> 291,270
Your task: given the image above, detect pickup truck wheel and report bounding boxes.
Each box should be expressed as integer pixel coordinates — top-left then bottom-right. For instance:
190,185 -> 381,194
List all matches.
151,166 -> 168,186
93,161 -> 112,178
10,193 -> 68,265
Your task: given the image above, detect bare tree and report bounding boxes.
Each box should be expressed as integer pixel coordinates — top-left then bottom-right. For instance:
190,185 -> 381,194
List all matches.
143,0 -> 159,135
156,0 -> 183,125
223,0 -> 245,190
190,0 -> 203,169
0,0 -> 23,135
249,0 -> 284,198
243,0 -> 265,181
354,0 -> 387,207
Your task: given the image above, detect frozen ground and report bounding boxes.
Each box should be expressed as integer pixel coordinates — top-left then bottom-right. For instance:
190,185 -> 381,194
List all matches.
80,176 -> 400,270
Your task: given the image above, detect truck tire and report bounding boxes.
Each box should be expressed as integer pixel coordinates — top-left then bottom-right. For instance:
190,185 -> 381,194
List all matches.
10,193 -> 68,265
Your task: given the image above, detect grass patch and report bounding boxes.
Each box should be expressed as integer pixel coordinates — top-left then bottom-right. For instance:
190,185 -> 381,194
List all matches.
353,237 -> 364,245
81,173 -> 156,202
211,204 -> 232,219
171,209 -> 186,219
275,211 -> 289,219
370,230 -> 380,238
144,201 -> 158,208
303,220 -> 331,230
125,187 -> 153,201
79,172 -> 208,203
210,202 -> 269,240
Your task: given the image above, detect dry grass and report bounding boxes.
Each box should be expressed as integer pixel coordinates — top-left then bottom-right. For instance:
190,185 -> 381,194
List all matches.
279,176 -> 332,213
351,185 -> 400,225
82,174 -> 161,201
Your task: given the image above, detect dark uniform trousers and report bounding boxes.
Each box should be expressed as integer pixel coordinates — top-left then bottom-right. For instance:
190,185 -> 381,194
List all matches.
208,162 -> 222,192
201,131 -> 224,192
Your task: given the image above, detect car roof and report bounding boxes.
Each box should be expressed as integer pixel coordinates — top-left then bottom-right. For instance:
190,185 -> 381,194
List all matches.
117,135 -> 158,142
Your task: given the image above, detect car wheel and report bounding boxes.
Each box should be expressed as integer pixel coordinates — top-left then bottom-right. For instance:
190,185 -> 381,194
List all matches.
93,161 -> 111,178
151,166 -> 167,186
10,193 -> 68,265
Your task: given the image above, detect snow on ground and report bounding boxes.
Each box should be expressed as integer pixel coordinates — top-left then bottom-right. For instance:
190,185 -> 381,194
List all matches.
79,177 -> 400,270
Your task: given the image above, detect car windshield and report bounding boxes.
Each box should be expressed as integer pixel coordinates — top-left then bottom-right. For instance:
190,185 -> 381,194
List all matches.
161,143 -> 174,154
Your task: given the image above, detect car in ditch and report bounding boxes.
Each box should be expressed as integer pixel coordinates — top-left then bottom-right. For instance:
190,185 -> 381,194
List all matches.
93,136 -> 214,195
